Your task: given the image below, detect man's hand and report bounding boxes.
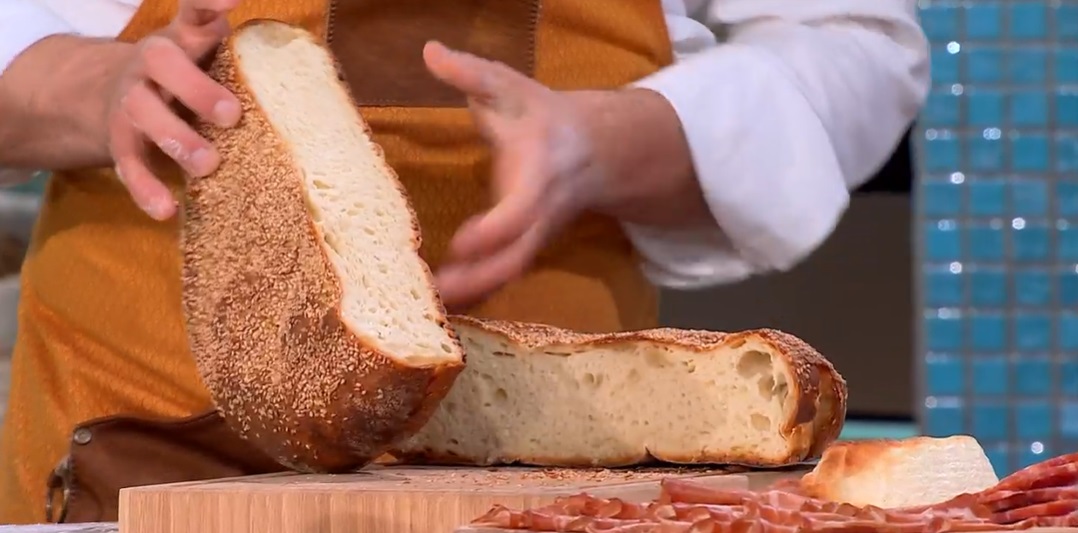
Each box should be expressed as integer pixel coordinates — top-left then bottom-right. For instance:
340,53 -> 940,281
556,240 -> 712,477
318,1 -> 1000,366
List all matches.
107,0 -> 241,220
423,42 -> 706,309
423,42 -> 605,309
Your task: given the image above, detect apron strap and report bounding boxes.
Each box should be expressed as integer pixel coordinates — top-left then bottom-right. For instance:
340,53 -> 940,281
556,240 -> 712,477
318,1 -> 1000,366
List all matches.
46,410 -> 284,523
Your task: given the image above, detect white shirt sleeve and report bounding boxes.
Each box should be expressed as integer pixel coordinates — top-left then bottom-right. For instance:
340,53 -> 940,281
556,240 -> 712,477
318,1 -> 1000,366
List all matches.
626,0 -> 930,289
0,0 -> 77,74
0,1 -> 85,185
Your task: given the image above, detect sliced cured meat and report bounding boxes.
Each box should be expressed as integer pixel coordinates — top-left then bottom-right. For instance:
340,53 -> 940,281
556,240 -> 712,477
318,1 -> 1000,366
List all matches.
468,453 -> 1078,532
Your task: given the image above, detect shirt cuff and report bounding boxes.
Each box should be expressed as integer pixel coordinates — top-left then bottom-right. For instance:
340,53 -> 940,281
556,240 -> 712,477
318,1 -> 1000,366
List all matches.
620,221 -> 757,290
0,1 -> 76,74
625,44 -> 850,288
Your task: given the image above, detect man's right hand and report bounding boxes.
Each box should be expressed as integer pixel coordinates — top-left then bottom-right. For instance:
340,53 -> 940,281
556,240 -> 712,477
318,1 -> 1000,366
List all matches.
108,0 -> 242,220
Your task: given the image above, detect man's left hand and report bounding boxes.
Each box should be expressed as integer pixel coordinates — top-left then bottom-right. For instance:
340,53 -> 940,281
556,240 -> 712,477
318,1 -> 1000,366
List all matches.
423,41 -> 705,309
423,41 -> 603,309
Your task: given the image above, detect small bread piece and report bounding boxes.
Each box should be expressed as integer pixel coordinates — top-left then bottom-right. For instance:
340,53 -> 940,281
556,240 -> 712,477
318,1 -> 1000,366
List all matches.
799,435 -> 1000,508
393,316 -> 847,467
182,20 -> 465,472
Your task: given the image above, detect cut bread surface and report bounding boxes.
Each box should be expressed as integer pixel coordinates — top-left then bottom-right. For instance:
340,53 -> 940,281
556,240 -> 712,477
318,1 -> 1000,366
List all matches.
234,21 -> 456,366
182,20 -> 464,473
393,316 -> 847,467
799,435 -> 1000,508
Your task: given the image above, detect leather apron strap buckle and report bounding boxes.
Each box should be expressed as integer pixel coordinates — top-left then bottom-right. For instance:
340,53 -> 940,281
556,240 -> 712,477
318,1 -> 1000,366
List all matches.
42,411 -> 283,523
46,426 -> 93,523
45,454 -> 74,523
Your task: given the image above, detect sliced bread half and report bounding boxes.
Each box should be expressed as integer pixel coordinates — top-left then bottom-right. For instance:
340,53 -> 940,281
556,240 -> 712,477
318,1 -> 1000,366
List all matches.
392,316 -> 847,467
798,435 -> 1000,508
182,20 -> 465,473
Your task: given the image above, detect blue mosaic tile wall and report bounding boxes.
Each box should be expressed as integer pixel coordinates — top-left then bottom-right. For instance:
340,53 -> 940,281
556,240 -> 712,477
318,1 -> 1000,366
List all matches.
916,0 -> 1078,477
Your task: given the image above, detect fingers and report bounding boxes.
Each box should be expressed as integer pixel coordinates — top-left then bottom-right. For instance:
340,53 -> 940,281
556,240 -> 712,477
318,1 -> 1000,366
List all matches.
120,35 -> 236,179
140,36 -> 240,127
121,81 -> 220,178
438,187 -> 578,307
436,223 -> 551,310
110,120 -> 177,221
163,16 -> 232,60
103,1 -> 237,221
423,41 -> 494,98
423,41 -> 536,111
169,0 -> 237,58
446,148 -> 545,262
176,0 -> 241,27
437,159 -> 578,308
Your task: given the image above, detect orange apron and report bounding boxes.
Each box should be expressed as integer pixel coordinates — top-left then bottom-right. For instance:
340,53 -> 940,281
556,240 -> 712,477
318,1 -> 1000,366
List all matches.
0,0 -> 673,524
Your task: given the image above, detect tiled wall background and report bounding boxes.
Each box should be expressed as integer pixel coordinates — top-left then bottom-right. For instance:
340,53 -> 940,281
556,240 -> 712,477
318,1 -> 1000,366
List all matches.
916,0 -> 1078,476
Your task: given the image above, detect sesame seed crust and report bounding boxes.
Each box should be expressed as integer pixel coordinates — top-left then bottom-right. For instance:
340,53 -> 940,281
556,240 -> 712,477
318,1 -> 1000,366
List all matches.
181,21 -> 464,473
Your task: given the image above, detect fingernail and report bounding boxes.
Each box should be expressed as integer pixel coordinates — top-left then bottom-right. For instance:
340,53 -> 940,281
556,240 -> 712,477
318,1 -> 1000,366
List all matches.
189,148 -> 219,177
213,99 -> 241,127
143,196 -> 174,220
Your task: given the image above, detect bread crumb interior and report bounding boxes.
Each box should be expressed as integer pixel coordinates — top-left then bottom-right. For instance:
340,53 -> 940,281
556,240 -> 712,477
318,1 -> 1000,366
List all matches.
233,22 -> 459,366
399,326 -> 794,463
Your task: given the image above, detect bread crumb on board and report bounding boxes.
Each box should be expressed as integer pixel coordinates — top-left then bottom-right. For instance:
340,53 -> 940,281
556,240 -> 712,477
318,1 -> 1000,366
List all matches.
386,464 -> 804,488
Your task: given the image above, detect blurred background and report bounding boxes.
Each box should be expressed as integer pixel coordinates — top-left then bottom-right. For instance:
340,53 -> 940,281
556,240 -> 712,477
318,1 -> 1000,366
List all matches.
0,0 -> 1074,477
664,0 -> 1077,476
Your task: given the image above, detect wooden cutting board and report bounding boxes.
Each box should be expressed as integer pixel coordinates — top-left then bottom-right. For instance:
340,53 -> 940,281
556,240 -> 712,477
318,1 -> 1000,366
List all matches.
119,465 -> 792,533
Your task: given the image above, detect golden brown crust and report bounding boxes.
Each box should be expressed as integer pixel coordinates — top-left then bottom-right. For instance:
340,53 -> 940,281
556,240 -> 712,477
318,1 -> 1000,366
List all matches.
799,436 -> 977,500
405,316 -> 847,466
802,440 -> 858,498
181,20 -> 463,473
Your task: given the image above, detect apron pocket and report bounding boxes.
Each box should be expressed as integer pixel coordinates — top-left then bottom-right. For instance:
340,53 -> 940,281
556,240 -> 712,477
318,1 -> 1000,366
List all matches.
328,0 -> 540,108
46,410 -> 282,523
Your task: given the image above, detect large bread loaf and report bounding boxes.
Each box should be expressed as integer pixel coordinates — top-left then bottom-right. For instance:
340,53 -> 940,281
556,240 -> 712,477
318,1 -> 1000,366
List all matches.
394,316 -> 848,467
182,20 -> 465,473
